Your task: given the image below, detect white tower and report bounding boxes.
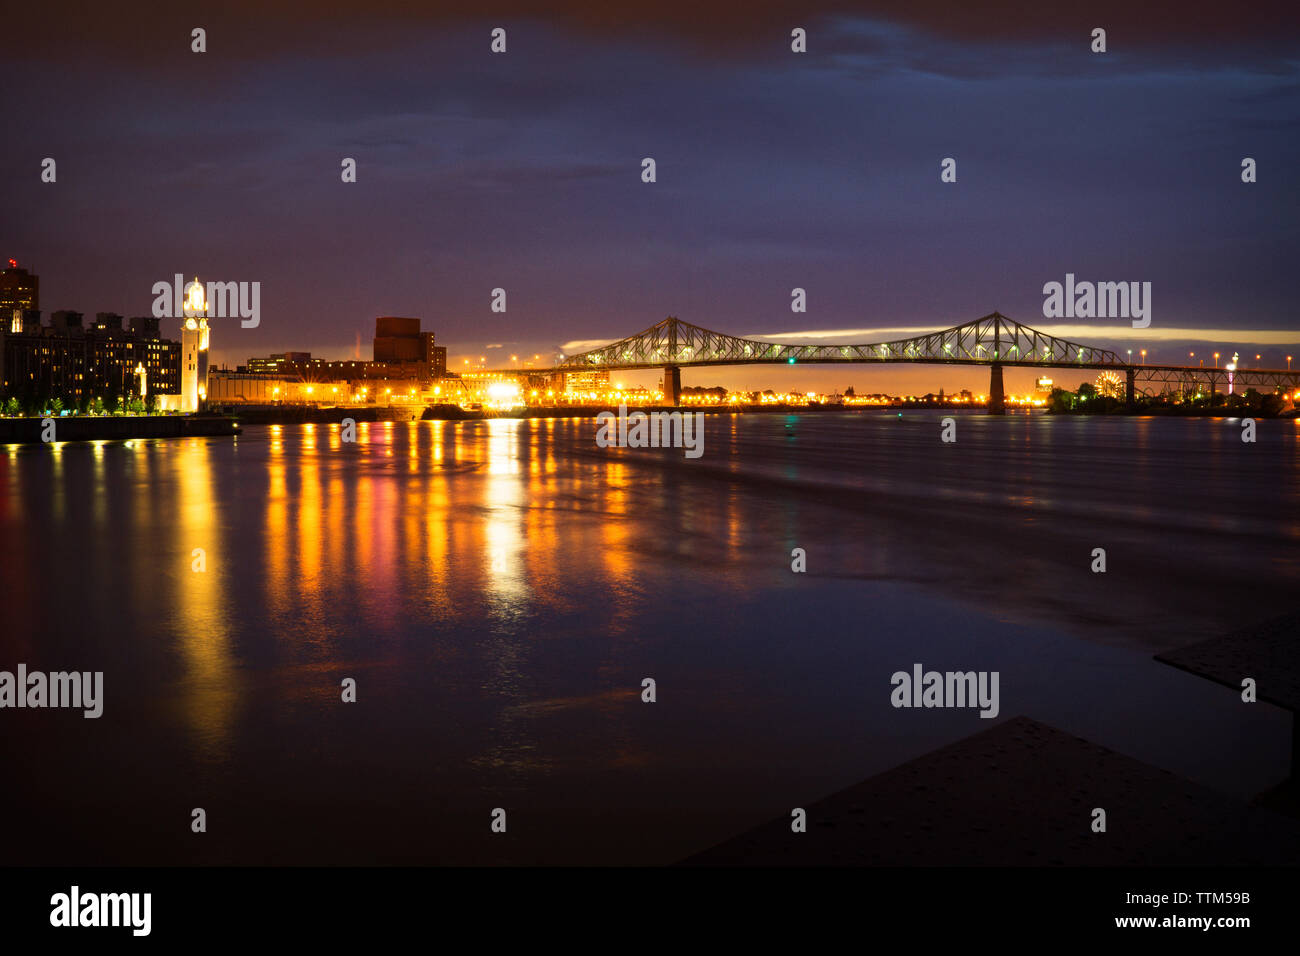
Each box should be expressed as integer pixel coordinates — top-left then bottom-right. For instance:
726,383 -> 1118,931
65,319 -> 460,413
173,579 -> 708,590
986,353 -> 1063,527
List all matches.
180,276 -> 210,413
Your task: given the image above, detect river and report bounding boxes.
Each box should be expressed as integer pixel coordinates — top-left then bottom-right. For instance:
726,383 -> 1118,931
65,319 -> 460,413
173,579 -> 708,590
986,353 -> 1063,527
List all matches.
2,411 -> 1296,863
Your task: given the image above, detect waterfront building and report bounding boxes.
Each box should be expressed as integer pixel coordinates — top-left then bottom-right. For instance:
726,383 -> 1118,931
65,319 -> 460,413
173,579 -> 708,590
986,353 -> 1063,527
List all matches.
0,307 -> 180,407
240,318 -> 448,393
247,351 -> 312,374
561,369 -> 610,398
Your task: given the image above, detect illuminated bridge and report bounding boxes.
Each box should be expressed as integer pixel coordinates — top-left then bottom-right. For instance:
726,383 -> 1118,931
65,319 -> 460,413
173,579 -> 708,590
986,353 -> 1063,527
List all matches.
543,313 -> 1300,413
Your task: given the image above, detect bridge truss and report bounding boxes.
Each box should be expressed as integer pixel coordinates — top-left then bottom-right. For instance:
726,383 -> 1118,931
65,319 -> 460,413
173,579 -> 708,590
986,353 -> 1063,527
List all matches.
556,313 -> 1127,370
1132,365 -> 1300,399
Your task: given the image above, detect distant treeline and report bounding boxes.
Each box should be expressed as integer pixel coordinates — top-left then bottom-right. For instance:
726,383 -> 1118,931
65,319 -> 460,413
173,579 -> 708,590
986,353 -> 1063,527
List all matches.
1046,383 -> 1291,416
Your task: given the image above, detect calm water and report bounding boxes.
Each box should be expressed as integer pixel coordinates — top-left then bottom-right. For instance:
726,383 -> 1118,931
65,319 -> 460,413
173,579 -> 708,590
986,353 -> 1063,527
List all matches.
2,412 -> 1298,864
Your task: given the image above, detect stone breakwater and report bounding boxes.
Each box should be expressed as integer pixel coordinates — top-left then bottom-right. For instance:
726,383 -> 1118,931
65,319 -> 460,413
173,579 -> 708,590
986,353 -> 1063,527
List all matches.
0,414 -> 239,444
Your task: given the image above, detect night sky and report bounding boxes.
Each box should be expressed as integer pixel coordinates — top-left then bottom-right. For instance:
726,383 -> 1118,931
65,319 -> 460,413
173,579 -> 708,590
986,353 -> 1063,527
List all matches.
5,2 -> 1299,394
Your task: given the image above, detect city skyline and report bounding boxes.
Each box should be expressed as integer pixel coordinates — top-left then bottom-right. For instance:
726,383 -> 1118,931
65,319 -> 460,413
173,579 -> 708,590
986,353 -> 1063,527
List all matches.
6,257 -> 1298,400
5,3 -> 1298,395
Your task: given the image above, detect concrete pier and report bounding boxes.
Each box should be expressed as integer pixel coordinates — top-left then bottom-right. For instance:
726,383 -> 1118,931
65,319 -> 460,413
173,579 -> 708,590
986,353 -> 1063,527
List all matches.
679,716 -> 1300,865
0,414 -> 238,444
662,366 -> 681,407
987,363 -> 1005,414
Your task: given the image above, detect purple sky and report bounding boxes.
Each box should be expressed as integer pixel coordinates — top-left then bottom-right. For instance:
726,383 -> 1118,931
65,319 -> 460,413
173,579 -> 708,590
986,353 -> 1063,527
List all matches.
5,1 -> 1299,394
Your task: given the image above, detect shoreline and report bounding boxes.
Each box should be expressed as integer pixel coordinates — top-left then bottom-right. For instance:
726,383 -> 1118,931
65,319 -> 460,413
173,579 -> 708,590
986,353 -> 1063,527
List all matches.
4,401 -> 1292,444
0,414 -> 239,444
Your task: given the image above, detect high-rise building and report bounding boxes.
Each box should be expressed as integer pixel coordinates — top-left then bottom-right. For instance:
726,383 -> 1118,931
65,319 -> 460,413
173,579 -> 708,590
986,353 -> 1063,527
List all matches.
427,336 -> 447,378
373,316 -> 424,362
1,259 -> 39,332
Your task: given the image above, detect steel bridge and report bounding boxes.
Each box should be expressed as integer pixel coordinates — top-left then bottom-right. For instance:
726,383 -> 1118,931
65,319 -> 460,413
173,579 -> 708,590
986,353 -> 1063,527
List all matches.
538,312 -> 1299,412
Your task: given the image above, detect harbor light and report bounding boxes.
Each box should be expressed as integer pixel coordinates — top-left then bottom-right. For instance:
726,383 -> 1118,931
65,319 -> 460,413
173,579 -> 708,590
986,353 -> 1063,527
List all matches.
486,381 -> 523,410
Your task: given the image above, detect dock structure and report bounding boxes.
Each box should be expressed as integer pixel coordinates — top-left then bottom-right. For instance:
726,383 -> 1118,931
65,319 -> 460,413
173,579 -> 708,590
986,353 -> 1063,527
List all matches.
1156,610 -> 1300,775
679,716 -> 1300,866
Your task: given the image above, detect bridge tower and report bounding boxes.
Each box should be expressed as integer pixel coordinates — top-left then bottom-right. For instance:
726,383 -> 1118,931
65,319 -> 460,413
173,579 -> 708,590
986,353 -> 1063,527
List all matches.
662,316 -> 680,406
987,313 -> 1005,414
988,364 -> 1005,414
663,366 -> 681,406
1125,367 -> 1136,405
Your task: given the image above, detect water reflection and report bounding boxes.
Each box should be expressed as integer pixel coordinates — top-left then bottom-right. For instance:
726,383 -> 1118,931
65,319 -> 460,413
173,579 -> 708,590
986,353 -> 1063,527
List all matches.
170,439 -> 237,763
484,419 -> 529,611
4,415 -> 1300,864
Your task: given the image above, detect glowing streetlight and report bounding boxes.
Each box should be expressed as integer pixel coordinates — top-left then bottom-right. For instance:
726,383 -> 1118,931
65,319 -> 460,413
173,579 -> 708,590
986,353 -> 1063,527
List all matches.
1140,349 -> 1146,364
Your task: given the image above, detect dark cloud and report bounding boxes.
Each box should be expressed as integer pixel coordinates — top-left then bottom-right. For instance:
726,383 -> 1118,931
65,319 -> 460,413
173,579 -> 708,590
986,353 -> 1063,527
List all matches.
8,1 -> 1299,66
5,2 -> 1298,392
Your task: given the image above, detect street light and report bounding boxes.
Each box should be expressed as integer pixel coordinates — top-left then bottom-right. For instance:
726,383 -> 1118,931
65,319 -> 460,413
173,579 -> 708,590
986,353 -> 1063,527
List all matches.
1289,355 -> 1293,371
1140,349 -> 1146,365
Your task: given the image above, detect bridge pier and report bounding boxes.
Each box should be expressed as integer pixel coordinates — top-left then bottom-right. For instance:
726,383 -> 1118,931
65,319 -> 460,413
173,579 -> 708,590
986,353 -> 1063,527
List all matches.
1125,368 -> 1136,405
662,366 -> 681,406
987,363 -> 1005,415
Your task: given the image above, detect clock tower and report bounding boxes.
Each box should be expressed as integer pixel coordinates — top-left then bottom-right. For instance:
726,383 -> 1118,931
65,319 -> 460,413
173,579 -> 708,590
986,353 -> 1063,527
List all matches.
180,277 -> 210,413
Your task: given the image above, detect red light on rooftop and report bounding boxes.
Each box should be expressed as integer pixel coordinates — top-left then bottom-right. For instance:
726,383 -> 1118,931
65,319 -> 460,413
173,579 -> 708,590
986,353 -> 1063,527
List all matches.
6,259 -> 16,268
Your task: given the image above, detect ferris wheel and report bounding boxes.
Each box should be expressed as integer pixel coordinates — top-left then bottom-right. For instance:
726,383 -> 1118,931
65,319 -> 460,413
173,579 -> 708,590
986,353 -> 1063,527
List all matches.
1095,370 -> 1124,399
